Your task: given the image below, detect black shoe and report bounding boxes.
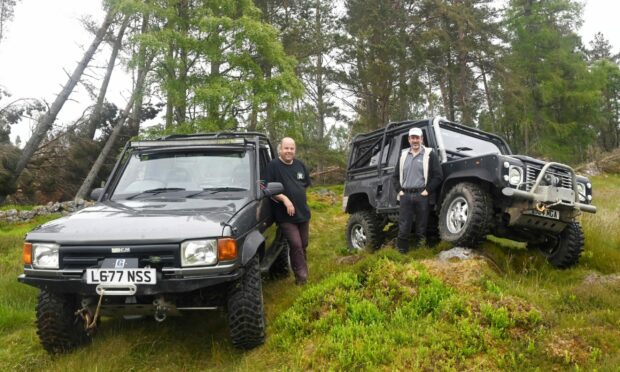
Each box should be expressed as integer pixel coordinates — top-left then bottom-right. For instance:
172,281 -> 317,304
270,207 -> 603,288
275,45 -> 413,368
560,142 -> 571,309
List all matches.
295,278 -> 307,286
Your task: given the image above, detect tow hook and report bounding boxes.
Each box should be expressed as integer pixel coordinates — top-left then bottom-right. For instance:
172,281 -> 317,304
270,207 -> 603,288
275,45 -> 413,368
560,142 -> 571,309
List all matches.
75,292 -> 105,334
153,297 -> 169,322
535,202 -> 546,212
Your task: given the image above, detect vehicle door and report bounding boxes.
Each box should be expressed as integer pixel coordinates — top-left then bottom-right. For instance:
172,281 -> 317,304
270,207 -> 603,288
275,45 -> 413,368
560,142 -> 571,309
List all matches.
257,146 -> 278,262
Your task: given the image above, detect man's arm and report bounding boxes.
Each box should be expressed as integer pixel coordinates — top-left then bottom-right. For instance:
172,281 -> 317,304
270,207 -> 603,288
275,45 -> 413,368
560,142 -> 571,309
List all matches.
392,153 -> 401,194
425,151 -> 443,193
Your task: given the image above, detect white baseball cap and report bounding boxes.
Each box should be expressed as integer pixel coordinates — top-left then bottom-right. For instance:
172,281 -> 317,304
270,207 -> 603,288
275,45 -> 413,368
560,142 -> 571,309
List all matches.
408,127 -> 423,137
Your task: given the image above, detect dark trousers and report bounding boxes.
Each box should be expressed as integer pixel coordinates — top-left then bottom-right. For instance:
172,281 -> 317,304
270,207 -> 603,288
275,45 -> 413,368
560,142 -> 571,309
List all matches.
397,192 -> 429,252
280,221 -> 309,282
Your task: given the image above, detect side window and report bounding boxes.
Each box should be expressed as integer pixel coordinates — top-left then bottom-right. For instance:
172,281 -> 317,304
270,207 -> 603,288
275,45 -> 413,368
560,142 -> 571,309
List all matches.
350,137 -> 390,170
368,141 -> 390,167
259,148 -> 270,183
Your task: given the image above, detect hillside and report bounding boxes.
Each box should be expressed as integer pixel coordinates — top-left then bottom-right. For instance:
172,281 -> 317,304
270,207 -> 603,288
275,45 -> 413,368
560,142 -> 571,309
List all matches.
0,175 -> 619,370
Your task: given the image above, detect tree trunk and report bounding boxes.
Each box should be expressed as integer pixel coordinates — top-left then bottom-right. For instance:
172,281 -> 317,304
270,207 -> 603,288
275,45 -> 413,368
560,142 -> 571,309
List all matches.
75,56 -> 152,200
174,0 -> 189,125
85,15 -> 130,140
2,8 -> 115,204
128,12 -> 150,137
478,55 -> 495,131
165,38 -> 176,129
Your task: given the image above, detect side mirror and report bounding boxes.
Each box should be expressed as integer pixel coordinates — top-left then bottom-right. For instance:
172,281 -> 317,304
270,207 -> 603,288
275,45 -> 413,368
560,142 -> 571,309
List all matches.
90,188 -> 103,201
262,182 -> 284,198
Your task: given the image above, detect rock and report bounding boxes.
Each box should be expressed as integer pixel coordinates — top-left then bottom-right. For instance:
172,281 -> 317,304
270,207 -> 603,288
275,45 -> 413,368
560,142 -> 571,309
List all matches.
437,247 -> 481,262
582,273 -> 620,286
336,255 -> 364,265
32,206 -> 46,216
18,210 -> 36,220
6,209 -> 17,217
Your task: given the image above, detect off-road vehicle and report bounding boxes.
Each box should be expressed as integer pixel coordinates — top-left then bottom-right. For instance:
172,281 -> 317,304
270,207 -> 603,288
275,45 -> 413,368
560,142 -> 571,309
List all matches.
343,117 -> 596,268
18,132 -> 291,354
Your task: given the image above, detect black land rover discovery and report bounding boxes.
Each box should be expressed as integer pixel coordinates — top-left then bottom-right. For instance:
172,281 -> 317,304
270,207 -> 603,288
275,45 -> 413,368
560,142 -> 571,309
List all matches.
19,132 -> 290,353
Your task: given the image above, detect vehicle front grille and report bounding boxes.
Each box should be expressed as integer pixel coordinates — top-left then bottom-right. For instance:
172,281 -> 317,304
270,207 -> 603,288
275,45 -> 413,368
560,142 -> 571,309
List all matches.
523,163 -> 573,191
60,244 -> 179,270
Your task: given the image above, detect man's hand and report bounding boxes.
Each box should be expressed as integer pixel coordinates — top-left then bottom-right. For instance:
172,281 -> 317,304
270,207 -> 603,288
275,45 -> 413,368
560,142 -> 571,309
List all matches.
283,198 -> 295,216
399,191 -> 404,197
421,189 -> 428,196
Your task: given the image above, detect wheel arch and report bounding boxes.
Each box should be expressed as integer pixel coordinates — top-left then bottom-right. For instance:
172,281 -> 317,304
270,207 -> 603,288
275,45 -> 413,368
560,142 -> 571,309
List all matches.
241,230 -> 265,265
345,192 -> 373,214
439,175 -> 494,206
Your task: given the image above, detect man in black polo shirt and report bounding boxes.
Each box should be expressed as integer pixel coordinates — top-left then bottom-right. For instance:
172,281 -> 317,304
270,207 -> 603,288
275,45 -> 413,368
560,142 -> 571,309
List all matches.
266,137 -> 311,285
392,127 -> 443,253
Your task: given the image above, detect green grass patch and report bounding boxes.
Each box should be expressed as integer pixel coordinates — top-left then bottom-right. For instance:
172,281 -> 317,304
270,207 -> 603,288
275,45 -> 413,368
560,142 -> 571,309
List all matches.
0,178 -> 618,370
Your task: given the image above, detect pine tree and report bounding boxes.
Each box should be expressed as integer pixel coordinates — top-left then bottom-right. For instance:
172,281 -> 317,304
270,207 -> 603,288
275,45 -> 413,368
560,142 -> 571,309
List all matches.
498,0 -> 599,163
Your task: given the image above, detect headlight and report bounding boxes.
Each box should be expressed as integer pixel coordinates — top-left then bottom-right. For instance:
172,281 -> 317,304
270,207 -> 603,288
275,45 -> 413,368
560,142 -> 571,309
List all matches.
577,183 -> 586,202
32,243 -> 59,269
508,166 -> 523,186
181,239 -> 218,267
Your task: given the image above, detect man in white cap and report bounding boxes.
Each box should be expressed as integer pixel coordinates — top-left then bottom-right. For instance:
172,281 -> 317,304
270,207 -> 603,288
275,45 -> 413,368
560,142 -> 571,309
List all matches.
392,127 -> 443,253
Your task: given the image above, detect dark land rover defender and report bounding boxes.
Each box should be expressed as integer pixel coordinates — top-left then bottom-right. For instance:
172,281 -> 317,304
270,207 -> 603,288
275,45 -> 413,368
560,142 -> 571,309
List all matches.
19,133 -> 291,353
344,117 -> 596,268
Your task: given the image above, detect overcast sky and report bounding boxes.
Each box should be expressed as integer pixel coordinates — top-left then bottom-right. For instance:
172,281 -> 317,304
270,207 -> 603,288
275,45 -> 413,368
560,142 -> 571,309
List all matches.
0,0 -> 618,145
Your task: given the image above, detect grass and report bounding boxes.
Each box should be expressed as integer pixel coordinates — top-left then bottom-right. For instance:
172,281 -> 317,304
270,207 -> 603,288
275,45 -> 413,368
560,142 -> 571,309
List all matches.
0,176 -> 619,370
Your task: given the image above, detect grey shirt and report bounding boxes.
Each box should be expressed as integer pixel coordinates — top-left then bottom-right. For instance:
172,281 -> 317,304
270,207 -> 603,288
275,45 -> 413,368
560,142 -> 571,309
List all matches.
402,147 -> 426,189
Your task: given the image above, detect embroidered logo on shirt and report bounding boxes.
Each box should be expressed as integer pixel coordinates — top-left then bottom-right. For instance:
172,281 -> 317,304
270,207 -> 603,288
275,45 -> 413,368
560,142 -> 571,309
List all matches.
297,172 -> 304,180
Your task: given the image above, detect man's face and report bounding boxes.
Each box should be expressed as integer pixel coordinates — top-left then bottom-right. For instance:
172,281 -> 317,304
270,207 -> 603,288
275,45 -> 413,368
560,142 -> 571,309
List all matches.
280,139 -> 296,163
408,135 -> 422,150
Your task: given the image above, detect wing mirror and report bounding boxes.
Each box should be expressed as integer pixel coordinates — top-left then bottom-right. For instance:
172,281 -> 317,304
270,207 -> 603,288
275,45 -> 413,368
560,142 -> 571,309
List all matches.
262,182 -> 284,198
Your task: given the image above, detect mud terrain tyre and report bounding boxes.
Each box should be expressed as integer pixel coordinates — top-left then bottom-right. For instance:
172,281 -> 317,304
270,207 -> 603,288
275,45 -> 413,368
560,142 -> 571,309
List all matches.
227,255 -> 266,349
269,237 -> 290,279
346,210 -> 385,252
439,182 -> 492,247
533,222 -> 584,269
36,290 -> 90,354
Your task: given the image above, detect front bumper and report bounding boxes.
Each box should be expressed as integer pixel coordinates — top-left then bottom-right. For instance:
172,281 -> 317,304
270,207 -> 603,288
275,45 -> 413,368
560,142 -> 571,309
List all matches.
502,187 -> 596,214
501,161 -> 596,214
18,266 -> 243,296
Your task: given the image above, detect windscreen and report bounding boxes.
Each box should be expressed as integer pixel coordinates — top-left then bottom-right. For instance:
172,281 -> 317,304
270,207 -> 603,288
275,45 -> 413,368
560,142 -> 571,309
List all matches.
111,150 -> 251,200
440,127 -> 506,157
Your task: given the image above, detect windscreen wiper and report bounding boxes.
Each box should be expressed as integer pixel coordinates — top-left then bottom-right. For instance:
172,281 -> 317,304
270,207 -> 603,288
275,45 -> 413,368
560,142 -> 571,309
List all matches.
124,187 -> 186,200
186,187 -> 248,198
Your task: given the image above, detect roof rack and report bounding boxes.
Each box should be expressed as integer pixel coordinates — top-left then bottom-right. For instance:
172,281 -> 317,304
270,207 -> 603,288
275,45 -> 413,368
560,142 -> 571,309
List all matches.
158,131 -> 271,142
129,131 -> 274,152
351,119 -> 429,143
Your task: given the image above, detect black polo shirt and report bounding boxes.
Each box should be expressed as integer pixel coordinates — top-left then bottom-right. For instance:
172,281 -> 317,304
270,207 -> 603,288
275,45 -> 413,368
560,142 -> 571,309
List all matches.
266,158 -> 311,223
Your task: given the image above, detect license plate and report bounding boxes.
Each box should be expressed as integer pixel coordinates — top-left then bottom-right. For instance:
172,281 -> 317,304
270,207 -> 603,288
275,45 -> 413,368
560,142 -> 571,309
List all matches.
86,268 -> 156,285
524,208 -> 560,220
